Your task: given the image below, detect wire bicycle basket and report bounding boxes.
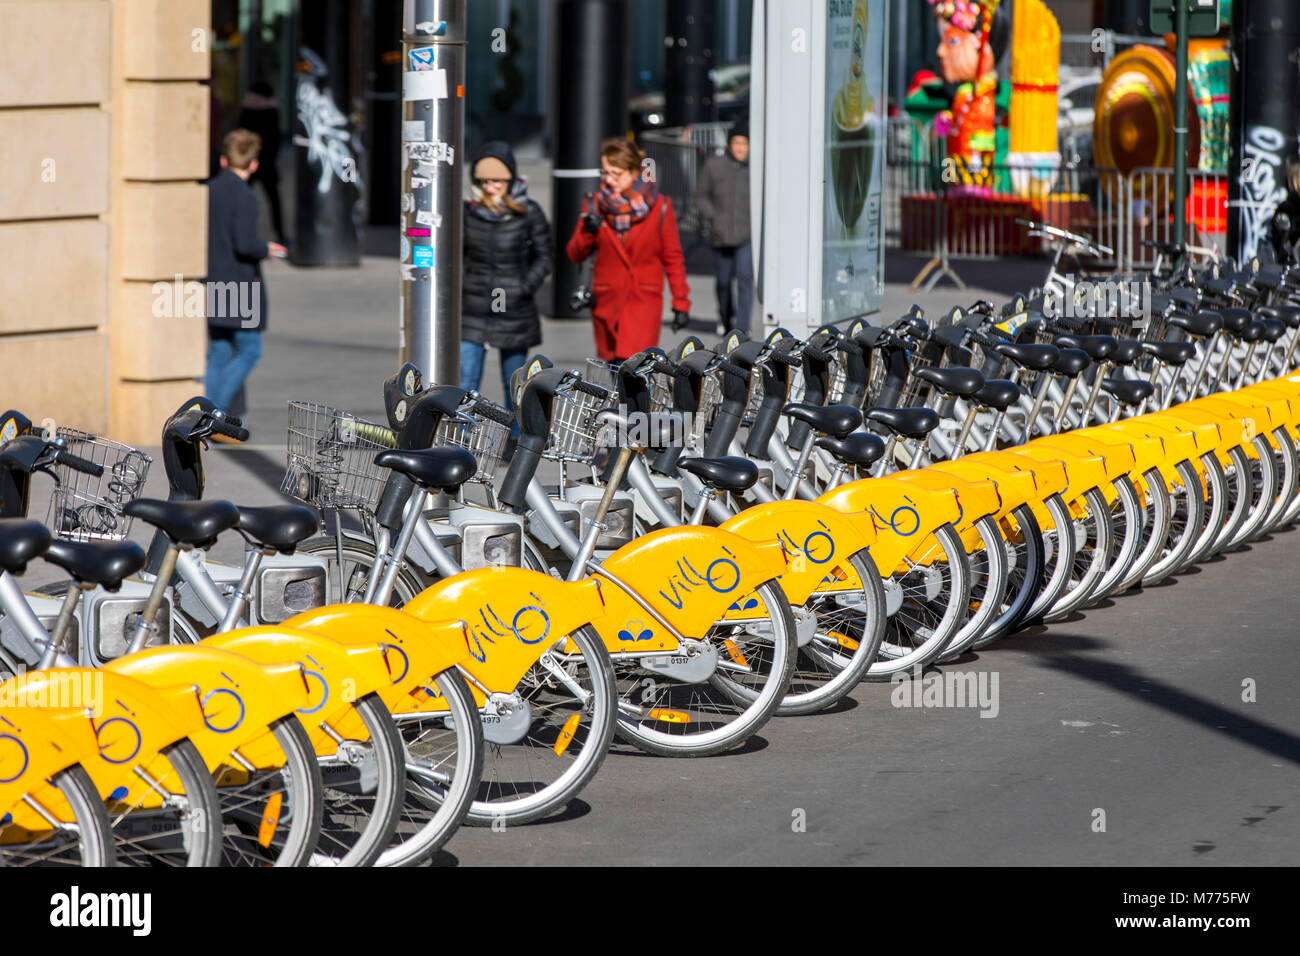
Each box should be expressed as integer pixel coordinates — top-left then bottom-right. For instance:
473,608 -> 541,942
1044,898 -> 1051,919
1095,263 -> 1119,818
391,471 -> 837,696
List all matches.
544,379 -> 613,462
283,401 -> 396,512
45,429 -> 152,542
433,398 -> 511,485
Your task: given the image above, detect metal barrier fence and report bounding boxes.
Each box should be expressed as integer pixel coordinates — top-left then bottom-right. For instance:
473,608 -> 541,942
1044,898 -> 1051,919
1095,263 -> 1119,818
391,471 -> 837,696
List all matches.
644,121 -> 1227,284
642,124 -> 731,252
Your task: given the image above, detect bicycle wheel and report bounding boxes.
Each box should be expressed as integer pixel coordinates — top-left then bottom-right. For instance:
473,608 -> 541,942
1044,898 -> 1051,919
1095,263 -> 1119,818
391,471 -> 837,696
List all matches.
1114,468 -> 1172,593
108,738 -> 222,867
778,549 -> 887,715
0,766 -> 116,867
1142,459 -> 1205,585
1209,446 -> 1255,555
1024,493 -> 1078,621
938,515 -> 1009,661
1225,434 -> 1280,548
1261,426 -> 1298,533
465,624 -> 617,825
298,535 -> 428,606
1086,476 -> 1144,604
1185,451 -> 1229,566
217,716 -> 324,867
865,523 -> 972,679
1043,487 -> 1114,623
379,666 -> 482,867
614,578 -> 797,756
970,504 -> 1044,649
310,693 -> 405,867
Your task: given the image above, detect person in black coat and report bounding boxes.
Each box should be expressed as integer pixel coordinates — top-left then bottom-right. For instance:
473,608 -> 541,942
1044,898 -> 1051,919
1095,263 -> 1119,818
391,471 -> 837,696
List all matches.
204,129 -> 286,412
461,141 -> 552,410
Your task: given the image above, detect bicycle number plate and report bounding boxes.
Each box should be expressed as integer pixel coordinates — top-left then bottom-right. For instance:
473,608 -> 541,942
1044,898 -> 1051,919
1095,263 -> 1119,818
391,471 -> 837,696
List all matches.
639,641 -> 718,683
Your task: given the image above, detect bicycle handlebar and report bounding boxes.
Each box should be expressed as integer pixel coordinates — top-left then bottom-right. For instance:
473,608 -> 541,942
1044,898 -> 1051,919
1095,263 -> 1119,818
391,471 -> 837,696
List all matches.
208,416 -> 250,442
471,398 -> 516,427
51,447 -> 103,478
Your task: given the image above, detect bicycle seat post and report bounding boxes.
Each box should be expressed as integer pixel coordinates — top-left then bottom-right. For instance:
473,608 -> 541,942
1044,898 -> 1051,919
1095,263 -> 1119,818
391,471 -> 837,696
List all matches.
568,445 -> 633,583
126,543 -> 178,655
36,580 -> 86,671
216,547 -> 267,633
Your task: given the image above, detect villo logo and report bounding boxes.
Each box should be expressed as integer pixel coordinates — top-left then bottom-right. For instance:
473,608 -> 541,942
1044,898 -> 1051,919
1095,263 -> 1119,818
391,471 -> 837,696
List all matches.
49,886 -> 152,936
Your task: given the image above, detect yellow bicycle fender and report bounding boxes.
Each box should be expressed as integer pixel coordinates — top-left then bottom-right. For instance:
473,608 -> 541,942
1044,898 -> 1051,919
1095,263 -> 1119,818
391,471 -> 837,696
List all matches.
1142,413 -> 1223,458
204,628 -> 393,748
594,526 -> 787,644
3,669 -> 211,815
0,704 -> 101,824
816,476 -> 961,573
105,646 -> 312,769
1003,445 -> 1108,502
893,468 -> 1002,526
1240,383 -> 1300,427
1191,395 -> 1288,453
960,449 -> 1070,500
1074,428 -> 1166,476
720,500 -> 874,604
1157,406 -> 1239,465
402,568 -> 605,695
1032,433 -> 1141,483
930,457 -> 1042,513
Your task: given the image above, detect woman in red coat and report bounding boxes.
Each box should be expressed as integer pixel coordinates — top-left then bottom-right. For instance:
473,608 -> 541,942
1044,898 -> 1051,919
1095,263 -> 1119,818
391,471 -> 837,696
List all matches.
566,138 -> 691,362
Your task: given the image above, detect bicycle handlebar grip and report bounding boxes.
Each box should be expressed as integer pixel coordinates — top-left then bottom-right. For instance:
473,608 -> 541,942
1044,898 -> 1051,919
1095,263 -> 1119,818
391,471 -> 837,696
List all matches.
472,399 -> 516,427
715,359 -> 750,381
652,360 -> 689,378
570,379 -> 612,399
221,414 -> 244,428
770,347 -> 802,367
209,417 -> 250,442
53,449 -> 103,478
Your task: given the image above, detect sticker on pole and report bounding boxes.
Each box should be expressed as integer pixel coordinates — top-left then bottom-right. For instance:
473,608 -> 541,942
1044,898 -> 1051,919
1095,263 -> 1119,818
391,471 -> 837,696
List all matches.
413,245 -> 434,269
409,47 -> 436,71
403,68 -> 448,101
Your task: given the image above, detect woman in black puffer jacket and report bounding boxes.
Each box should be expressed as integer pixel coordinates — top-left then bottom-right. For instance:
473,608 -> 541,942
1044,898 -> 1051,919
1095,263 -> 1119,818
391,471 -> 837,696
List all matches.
461,141 -> 553,410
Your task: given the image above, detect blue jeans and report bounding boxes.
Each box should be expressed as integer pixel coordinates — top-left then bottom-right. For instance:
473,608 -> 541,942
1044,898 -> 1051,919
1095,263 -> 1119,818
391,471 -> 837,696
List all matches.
460,341 -> 528,412
715,242 -> 753,334
205,330 -> 263,411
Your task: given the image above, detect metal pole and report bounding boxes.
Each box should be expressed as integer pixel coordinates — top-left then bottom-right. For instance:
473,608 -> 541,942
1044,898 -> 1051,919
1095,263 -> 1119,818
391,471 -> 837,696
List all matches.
550,0 -> 631,318
1172,0 -> 1188,262
400,0 -> 466,386
665,0 -> 718,127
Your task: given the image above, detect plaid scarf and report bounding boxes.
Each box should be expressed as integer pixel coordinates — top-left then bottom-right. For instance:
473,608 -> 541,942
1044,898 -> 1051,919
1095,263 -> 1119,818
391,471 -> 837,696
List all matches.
596,176 -> 659,234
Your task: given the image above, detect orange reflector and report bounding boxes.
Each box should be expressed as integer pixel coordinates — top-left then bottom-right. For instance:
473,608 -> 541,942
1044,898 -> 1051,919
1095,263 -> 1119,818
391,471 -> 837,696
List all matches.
647,709 -> 690,724
831,631 -> 859,650
831,566 -> 850,581
258,792 -> 283,848
410,685 -> 431,703
554,714 -> 581,756
723,639 -> 749,667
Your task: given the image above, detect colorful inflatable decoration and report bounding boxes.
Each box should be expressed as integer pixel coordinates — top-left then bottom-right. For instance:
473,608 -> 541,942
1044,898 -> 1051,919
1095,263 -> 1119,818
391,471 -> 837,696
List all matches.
1007,0 -> 1061,197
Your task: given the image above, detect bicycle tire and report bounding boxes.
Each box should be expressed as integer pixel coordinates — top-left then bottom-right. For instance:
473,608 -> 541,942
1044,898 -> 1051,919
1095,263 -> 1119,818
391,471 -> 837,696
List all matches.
970,503 -> 1045,648
1261,426 -> 1298,533
1115,468 -> 1172,593
1086,476 -> 1145,604
311,692 -> 404,867
379,666 -> 482,867
1142,459 -> 1205,585
465,624 -> 617,825
218,716 -> 324,867
1225,434 -> 1280,548
1043,486 -> 1114,622
938,515 -> 1010,661
864,523 -> 972,679
1024,493 -> 1079,621
1209,446 -> 1255,555
1187,451 -> 1230,564
614,577 -> 797,756
298,535 -> 428,607
108,737 -> 222,868
0,765 -> 116,867
777,548 -> 887,715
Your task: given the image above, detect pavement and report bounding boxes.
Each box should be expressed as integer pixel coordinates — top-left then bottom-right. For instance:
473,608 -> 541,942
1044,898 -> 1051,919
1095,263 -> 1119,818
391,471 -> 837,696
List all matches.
14,168 -> 1300,867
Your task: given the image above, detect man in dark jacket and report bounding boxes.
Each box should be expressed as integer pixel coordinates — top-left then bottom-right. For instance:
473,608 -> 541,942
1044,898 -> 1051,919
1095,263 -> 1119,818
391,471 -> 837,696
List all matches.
695,121 -> 752,336
204,129 -> 285,412
461,141 -> 553,410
